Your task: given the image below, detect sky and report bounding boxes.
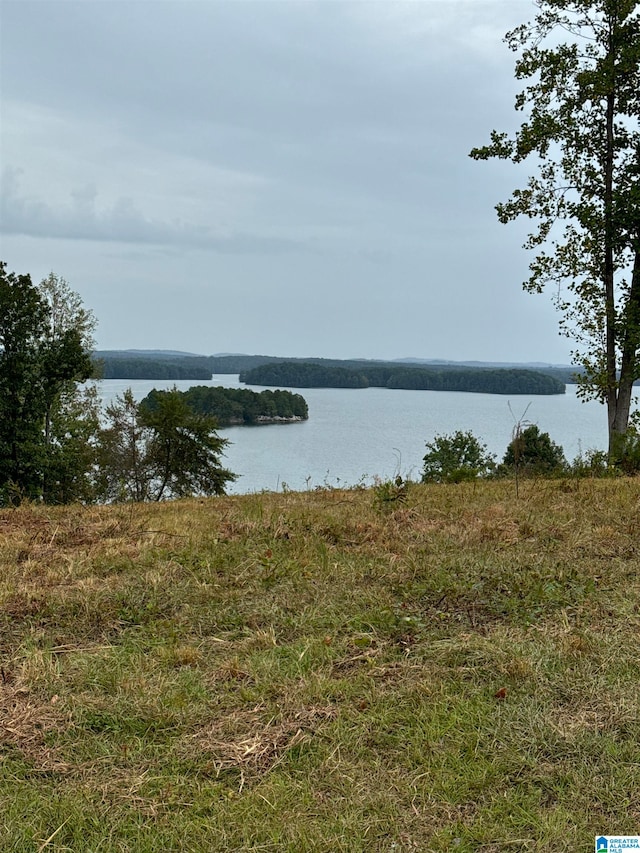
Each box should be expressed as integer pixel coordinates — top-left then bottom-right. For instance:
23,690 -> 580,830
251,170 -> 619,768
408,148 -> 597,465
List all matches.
0,0 -> 575,363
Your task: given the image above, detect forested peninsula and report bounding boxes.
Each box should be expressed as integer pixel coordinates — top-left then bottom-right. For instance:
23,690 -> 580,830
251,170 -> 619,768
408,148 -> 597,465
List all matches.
240,361 -> 566,395
140,386 -> 308,426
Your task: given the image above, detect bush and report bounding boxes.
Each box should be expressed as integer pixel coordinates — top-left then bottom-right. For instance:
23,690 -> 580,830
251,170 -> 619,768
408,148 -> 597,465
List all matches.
422,430 -> 495,484
502,424 -> 566,476
611,412 -> 640,475
570,447 -> 611,478
373,475 -> 409,510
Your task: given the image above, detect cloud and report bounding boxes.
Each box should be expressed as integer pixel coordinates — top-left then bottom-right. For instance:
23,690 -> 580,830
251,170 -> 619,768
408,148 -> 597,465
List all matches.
0,0 -> 573,363
0,167 -> 304,254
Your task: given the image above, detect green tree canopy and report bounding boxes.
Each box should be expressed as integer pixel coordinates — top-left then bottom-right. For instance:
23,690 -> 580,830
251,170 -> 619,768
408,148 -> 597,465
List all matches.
141,385 -> 308,426
0,263 -> 95,503
97,389 -> 236,502
422,430 -> 496,484
503,425 -> 567,475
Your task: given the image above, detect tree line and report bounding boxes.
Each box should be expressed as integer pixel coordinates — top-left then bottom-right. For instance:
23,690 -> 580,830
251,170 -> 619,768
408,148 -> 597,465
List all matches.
99,358 -> 212,380
241,362 -> 369,389
96,352 -> 586,387
240,361 -> 566,395
421,417 -> 640,485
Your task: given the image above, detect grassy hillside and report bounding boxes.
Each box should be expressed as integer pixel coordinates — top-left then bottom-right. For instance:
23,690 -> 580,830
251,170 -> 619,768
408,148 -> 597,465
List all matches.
1,480 -> 639,851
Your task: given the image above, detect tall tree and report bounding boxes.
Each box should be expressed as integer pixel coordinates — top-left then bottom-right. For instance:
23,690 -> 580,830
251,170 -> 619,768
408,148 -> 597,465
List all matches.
97,388 -> 235,502
470,1 -> 640,458
0,263 -> 50,502
43,384 -> 102,505
96,390 -> 154,503
140,389 -> 236,499
0,262 -> 95,503
37,273 -> 98,502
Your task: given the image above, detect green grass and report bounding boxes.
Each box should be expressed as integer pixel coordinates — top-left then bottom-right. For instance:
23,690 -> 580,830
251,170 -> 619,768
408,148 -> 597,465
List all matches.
1,478 -> 639,850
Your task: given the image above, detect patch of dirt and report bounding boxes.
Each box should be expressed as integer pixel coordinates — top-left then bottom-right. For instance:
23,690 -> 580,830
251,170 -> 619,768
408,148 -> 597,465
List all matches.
188,703 -> 337,786
2,592 -> 50,619
0,683 -> 72,772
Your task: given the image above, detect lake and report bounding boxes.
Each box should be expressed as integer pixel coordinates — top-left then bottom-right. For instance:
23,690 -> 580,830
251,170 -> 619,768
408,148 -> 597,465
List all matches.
95,375 -> 638,494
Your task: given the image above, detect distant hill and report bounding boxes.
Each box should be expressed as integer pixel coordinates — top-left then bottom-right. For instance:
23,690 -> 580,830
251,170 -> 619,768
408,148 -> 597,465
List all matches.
94,349 -> 204,360
394,357 -> 572,369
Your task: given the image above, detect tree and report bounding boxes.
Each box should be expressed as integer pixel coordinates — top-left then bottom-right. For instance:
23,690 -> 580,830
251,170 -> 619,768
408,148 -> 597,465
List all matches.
37,272 -> 98,502
0,263 -> 50,502
97,389 -> 236,502
470,1 -> 640,459
0,262 -> 96,503
43,384 -> 102,504
502,425 -> 566,475
611,409 -> 640,473
140,389 -> 236,499
422,430 -> 495,484
96,390 -> 155,502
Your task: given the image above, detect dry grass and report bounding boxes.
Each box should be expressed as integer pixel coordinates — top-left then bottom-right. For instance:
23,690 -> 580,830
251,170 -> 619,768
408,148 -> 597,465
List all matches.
1,478 -> 639,851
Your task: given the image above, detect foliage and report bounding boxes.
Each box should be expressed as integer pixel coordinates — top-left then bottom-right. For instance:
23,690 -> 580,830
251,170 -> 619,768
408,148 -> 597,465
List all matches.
611,409 -> 640,474
97,388 -> 236,502
95,390 -> 151,503
142,385 -> 309,426
470,1 -> 640,451
502,424 -> 567,476
242,361 -> 566,395
0,264 -> 49,503
569,446 -> 612,478
43,384 -> 102,504
0,263 -> 95,504
386,367 -> 565,395
98,358 -> 212,380
38,272 -> 99,503
241,361 -> 369,388
372,475 -> 409,510
422,430 -> 496,484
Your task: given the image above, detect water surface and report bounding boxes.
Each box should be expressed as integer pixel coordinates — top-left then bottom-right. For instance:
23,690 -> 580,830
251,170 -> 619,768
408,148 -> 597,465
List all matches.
97,375 -> 635,494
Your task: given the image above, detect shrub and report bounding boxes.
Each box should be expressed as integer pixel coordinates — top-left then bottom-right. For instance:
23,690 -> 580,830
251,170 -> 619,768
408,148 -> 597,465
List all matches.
422,430 -> 495,484
611,411 -> 640,475
373,475 -> 409,510
502,424 -> 566,476
570,447 -> 611,478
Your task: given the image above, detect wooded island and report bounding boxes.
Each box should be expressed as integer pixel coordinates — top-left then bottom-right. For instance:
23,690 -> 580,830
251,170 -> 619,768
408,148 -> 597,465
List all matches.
140,385 -> 309,426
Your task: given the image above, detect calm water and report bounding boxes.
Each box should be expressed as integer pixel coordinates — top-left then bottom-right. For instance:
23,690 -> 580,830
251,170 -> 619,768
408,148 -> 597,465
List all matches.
95,375 -> 637,494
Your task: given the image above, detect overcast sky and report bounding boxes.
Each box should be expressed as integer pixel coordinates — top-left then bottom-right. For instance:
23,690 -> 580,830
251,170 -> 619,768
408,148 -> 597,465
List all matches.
1,0 -> 574,363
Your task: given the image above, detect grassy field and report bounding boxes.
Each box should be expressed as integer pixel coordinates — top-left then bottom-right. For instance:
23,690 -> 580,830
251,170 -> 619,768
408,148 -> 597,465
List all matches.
1,478 -> 639,851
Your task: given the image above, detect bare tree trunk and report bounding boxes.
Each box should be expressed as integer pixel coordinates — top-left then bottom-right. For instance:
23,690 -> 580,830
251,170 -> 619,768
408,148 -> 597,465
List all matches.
611,247 -> 640,439
154,439 -> 173,502
603,51 -> 619,457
